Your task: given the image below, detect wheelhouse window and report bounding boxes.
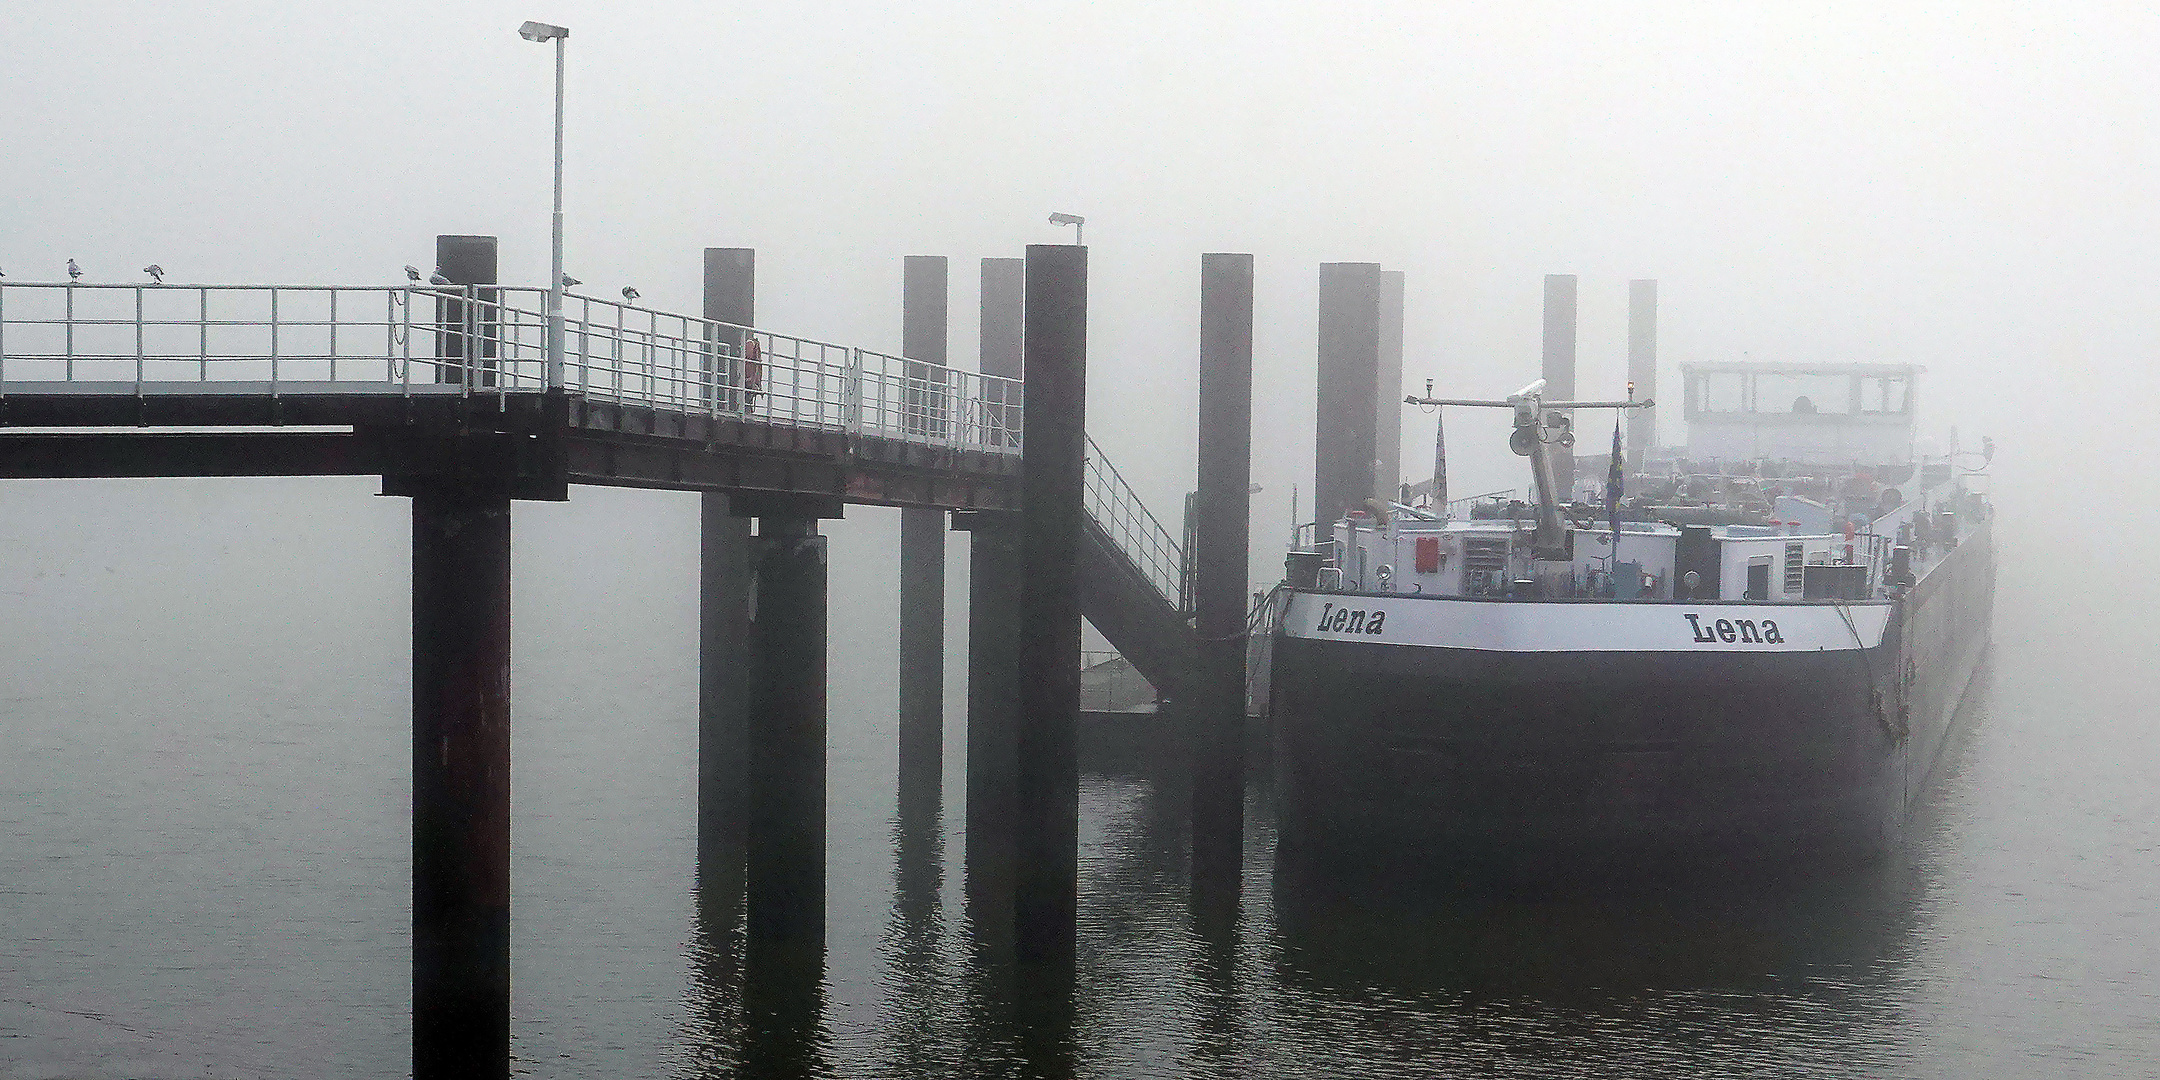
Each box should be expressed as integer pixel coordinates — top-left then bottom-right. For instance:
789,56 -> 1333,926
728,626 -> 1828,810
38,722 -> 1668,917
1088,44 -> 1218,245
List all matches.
1692,371 -> 1747,413
1754,372 -> 1853,414
1861,375 -> 1909,414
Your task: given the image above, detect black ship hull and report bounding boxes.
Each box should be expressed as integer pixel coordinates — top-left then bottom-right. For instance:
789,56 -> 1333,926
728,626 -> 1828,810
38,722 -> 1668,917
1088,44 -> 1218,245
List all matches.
1268,526 -> 1993,876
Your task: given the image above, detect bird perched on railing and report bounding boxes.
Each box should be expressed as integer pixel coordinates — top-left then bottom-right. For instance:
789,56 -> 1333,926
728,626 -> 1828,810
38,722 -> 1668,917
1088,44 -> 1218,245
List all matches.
143,265 -> 164,285
429,269 -> 452,287
67,258 -> 82,281
404,265 -> 423,283
621,286 -> 639,302
562,274 -> 581,288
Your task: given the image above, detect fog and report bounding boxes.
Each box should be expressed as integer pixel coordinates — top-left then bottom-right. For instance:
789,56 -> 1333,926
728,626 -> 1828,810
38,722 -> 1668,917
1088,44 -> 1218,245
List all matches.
8,4 -> 2160,1075
9,2 -> 2155,549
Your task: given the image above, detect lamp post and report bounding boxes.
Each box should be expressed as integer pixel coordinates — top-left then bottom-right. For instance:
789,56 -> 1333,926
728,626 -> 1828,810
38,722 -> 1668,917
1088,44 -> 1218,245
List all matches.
519,20 -> 569,388
1048,212 -> 1085,245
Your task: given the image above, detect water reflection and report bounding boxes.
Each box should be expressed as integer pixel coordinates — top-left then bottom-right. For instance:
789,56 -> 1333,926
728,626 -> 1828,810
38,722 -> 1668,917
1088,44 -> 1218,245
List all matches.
678,880 -> 744,1078
680,788 -> 829,1078
1271,858 -> 1921,1003
1248,675 -> 1992,1079
953,763 -> 1080,1078
878,754 -> 952,1075
675,685 -> 1966,1078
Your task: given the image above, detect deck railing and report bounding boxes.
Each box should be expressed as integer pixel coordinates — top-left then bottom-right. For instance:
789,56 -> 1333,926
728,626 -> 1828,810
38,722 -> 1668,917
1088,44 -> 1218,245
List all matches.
0,281 -> 1023,453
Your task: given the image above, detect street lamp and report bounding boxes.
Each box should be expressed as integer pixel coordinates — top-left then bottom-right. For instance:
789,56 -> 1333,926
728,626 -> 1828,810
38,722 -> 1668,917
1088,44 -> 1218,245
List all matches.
519,20 -> 570,388
1048,212 -> 1085,245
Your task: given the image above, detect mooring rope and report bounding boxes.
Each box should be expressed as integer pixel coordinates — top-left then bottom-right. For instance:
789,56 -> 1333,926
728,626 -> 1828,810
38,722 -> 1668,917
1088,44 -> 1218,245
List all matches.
1839,602 -> 1906,743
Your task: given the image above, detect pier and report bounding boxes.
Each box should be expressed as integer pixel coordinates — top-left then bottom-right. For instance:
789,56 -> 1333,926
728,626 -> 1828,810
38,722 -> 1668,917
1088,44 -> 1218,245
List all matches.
0,237 -> 1252,1078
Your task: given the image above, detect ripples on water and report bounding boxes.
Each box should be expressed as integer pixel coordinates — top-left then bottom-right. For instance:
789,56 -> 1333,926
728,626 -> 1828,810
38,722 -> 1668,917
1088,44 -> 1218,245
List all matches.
2,479 -> 2154,1077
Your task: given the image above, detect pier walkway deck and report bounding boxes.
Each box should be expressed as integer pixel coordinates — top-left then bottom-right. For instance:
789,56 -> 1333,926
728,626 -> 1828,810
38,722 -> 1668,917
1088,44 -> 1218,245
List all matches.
0,278 -> 1194,679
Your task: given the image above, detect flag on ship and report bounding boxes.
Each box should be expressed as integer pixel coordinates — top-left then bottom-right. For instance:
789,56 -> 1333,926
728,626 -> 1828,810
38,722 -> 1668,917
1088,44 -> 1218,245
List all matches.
1431,410 -> 1448,516
1607,417 -> 1624,554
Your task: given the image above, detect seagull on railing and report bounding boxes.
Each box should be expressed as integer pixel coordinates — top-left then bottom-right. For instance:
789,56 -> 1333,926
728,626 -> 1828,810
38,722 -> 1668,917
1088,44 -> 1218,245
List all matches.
144,265 -> 164,285
404,265 -> 423,283
67,258 -> 82,281
562,274 -> 581,288
621,286 -> 639,302
429,269 -> 452,287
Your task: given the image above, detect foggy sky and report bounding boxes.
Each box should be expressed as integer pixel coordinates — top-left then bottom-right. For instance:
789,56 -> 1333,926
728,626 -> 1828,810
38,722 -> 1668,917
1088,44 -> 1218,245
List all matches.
5,1 -> 2155,561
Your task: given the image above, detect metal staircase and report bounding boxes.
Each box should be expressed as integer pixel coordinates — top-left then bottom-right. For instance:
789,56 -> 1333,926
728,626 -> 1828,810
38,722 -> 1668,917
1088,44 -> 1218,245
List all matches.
1080,435 -> 1197,701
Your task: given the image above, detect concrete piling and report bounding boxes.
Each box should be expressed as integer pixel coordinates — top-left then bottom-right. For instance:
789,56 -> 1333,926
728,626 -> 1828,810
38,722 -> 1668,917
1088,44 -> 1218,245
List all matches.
737,497 -> 836,1077
1542,274 -> 1579,497
964,256 -> 1026,940
741,497 -> 840,951
1015,244 -> 1087,967
410,485 -> 512,1079
897,509 -> 945,776
1379,269 -> 1406,500
899,256 -> 949,794
1315,263 -> 1382,530
1191,253 -> 1255,914
980,257 -> 1025,448
699,249 -> 755,896
433,235 -> 498,387
704,247 -> 756,411
958,508 -> 1022,941
1628,279 -> 1658,470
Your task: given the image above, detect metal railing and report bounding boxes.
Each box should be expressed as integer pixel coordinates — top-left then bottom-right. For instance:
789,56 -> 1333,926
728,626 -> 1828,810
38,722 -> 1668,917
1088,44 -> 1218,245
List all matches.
1446,488 -> 1516,516
1084,433 -> 1183,607
0,281 -> 1022,453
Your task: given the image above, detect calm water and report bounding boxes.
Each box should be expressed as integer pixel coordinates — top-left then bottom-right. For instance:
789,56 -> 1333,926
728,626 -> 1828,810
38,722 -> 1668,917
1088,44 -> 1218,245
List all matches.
3,469 -> 2154,1078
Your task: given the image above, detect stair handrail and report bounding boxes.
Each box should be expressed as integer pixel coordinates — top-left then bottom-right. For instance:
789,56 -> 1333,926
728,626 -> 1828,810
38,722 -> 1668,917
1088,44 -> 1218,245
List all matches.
1082,433 -> 1184,608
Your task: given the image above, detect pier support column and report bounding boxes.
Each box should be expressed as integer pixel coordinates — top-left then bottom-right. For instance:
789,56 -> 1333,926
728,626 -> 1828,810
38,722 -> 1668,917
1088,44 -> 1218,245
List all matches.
1543,274 -> 1579,497
410,485 -> 512,1080
1016,244 -> 1087,967
1628,279 -> 1658,471
899,255 -> 949,794
737,495 -> 839,953
1315,263 -> 1382,529
737,495 -> 837,1076
963,259 -> 1025,950
1191,253 -> 1254,917
898,509 -> 946,780
958,509 -> 1022,931
700,249 -> 754,897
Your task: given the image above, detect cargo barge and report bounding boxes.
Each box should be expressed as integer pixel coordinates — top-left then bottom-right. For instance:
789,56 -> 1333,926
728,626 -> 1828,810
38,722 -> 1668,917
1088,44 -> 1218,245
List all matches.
1263,361 -> 1994,873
